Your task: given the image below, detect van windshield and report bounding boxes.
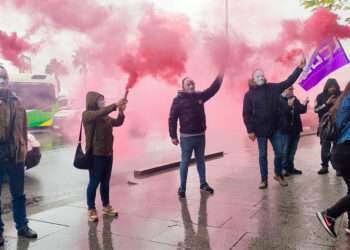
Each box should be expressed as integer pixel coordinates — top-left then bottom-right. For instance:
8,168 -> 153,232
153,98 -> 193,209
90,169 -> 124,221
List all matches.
9,82 -> 56,110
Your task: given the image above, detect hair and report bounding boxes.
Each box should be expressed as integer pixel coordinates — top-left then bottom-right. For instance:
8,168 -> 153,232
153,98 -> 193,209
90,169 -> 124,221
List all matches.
323,78 -> 341,95
330,81 -> 350,122
251,68 -> 264,79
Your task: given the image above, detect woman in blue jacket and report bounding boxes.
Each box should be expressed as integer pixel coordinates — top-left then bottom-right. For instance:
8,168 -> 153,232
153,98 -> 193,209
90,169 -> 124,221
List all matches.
316,81 -> 350,238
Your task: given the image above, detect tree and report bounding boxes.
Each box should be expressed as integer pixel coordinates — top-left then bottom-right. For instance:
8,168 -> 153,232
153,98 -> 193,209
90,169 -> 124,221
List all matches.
300,0 -> 350,24
45,58 -> 68,93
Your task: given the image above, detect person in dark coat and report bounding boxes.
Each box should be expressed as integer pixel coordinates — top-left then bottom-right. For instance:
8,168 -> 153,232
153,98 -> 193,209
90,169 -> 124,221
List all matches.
243,57 -> 306,189
280,86 -> 309,176
169,72 -> 224,198
314,78 -> 341,175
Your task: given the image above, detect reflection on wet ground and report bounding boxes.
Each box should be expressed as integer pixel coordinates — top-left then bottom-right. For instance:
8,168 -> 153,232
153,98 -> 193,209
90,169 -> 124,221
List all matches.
1,130 -> 350,249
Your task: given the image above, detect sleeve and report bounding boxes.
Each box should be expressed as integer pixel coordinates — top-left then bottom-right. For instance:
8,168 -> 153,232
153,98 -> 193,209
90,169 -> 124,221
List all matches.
294,98 -> 307,115
169,98 -> 180,139
23,109 -> 28,148
273,67 -> 303,94
243,93 -> 255,134
199,73 -> 224,102
111,113 -> 125,127
314,95 -> 329,114
83,104 -> 117,123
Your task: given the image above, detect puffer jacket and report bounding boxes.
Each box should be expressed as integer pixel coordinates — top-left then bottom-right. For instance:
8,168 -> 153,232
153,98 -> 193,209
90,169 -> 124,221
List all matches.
82,92 -> 125,156
0,89 -> 28,163
168,74 -> 224,139
242,67 -> 303,137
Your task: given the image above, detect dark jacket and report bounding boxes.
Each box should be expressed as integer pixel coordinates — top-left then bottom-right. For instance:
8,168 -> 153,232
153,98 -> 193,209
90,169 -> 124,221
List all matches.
314,78 -> 341,121
168,74 -> 224,139
279,96 -> 307,135
0,89 -> 28,163
243,67 -> 303,137
82,92 -> 125,156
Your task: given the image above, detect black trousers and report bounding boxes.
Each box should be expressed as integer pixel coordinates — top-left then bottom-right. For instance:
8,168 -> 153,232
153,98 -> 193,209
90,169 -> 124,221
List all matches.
320,139 -> 332,168
327,142 -> 350,220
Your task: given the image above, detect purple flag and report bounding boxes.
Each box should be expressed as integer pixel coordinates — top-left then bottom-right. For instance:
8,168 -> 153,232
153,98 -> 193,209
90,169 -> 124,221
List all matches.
299,37 -> 350,91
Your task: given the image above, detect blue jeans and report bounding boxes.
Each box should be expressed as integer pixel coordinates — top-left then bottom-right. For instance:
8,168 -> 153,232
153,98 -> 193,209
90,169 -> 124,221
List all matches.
87,156 -> 113,209
257,131 -> 286,181
0,160 -> 28,232
179,135 -> 207,192
282,133 -> 300,171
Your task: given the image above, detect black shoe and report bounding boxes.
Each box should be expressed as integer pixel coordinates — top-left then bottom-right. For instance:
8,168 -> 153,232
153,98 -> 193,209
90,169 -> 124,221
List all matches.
178,188 -> 186,198
346,223 -> 350,234
0,233 -> 4,246
282,170 -> 291,177
316,211 -> 337,238
200,184 -> 214,194
18,226 -> 38,239
289,168 -> 302,175
259,180 -> 268,189
336,171 -> 342,177
318,168 -> 329,175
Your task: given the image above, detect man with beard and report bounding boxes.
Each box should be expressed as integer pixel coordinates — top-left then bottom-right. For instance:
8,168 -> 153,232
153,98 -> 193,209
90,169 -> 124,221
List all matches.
314,78 -> 341,175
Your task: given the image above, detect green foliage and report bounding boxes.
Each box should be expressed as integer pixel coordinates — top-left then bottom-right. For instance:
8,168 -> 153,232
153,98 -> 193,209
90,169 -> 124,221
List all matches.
300,0 -> 350,23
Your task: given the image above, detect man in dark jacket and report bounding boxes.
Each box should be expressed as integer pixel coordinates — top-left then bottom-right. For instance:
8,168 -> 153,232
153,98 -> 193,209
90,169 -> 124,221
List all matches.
243,57 -> 305,189
169,72 -> 224,198
314,78 -> 341,175
280,86 -> 309,176
0,66 -> 37,246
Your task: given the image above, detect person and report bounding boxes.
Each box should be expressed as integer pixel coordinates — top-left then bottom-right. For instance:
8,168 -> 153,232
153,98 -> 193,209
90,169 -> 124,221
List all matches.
0,66 -> 37,246
316,81 -> 350,238
83,91 -> 127,222
242,57 -> 306,189
169,72 -> 224,198
280,86 -> 309,176
314,78 -> 341,175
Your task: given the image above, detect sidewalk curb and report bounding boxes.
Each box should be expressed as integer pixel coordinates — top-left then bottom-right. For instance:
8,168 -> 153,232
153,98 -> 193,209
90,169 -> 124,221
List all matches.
134,151 -> 224,177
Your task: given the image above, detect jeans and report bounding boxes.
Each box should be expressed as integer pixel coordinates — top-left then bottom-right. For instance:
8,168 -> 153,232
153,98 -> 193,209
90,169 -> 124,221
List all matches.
282,133 -> 300,171
321,139 -> 332,168
87,156 -> 113,210
179,135 -> 206,192
257,131 -> 286,181
0,160 -> 28,232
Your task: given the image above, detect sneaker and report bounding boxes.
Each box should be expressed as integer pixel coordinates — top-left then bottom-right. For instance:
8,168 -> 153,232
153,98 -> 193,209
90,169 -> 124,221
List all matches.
259,180 -> 268,189
200,184 -> 214,194
103,205 -> 119,217
88,209 -> 99,222
289,168 -> 302,175
0,233 -> 4,246
274,175 -> 288,187
178,188 -> 186,198
318,168 -> 329,175
316,211 -> 337,238
17,226 -> 38,239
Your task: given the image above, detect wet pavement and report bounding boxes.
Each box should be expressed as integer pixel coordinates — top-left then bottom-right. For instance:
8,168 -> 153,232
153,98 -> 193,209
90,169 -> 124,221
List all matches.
1,133 -> 350,249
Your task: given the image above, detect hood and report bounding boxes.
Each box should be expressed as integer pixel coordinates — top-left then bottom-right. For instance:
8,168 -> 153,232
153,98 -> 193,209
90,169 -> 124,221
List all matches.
86,91 -> 104,111
177,90 -> 198,98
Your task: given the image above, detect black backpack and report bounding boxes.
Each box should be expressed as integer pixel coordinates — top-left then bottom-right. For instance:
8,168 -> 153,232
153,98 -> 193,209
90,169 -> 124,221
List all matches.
319,112 -> 350,142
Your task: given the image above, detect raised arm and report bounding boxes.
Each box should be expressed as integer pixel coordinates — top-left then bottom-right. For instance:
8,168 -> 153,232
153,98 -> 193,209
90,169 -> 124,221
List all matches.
200,73 -> 224,102
294,98 -> 308,115
274,67 -> 303,93
83,104 -> 117,123
111,112 -> 125,127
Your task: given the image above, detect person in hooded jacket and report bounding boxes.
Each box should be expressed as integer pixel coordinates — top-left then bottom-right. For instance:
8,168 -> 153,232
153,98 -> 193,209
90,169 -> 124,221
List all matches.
82,91 -> 127,222
243,57 -> 306,189
314,78 -> 342,175
279,86 -> 309,176
169,72 -> 224,198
